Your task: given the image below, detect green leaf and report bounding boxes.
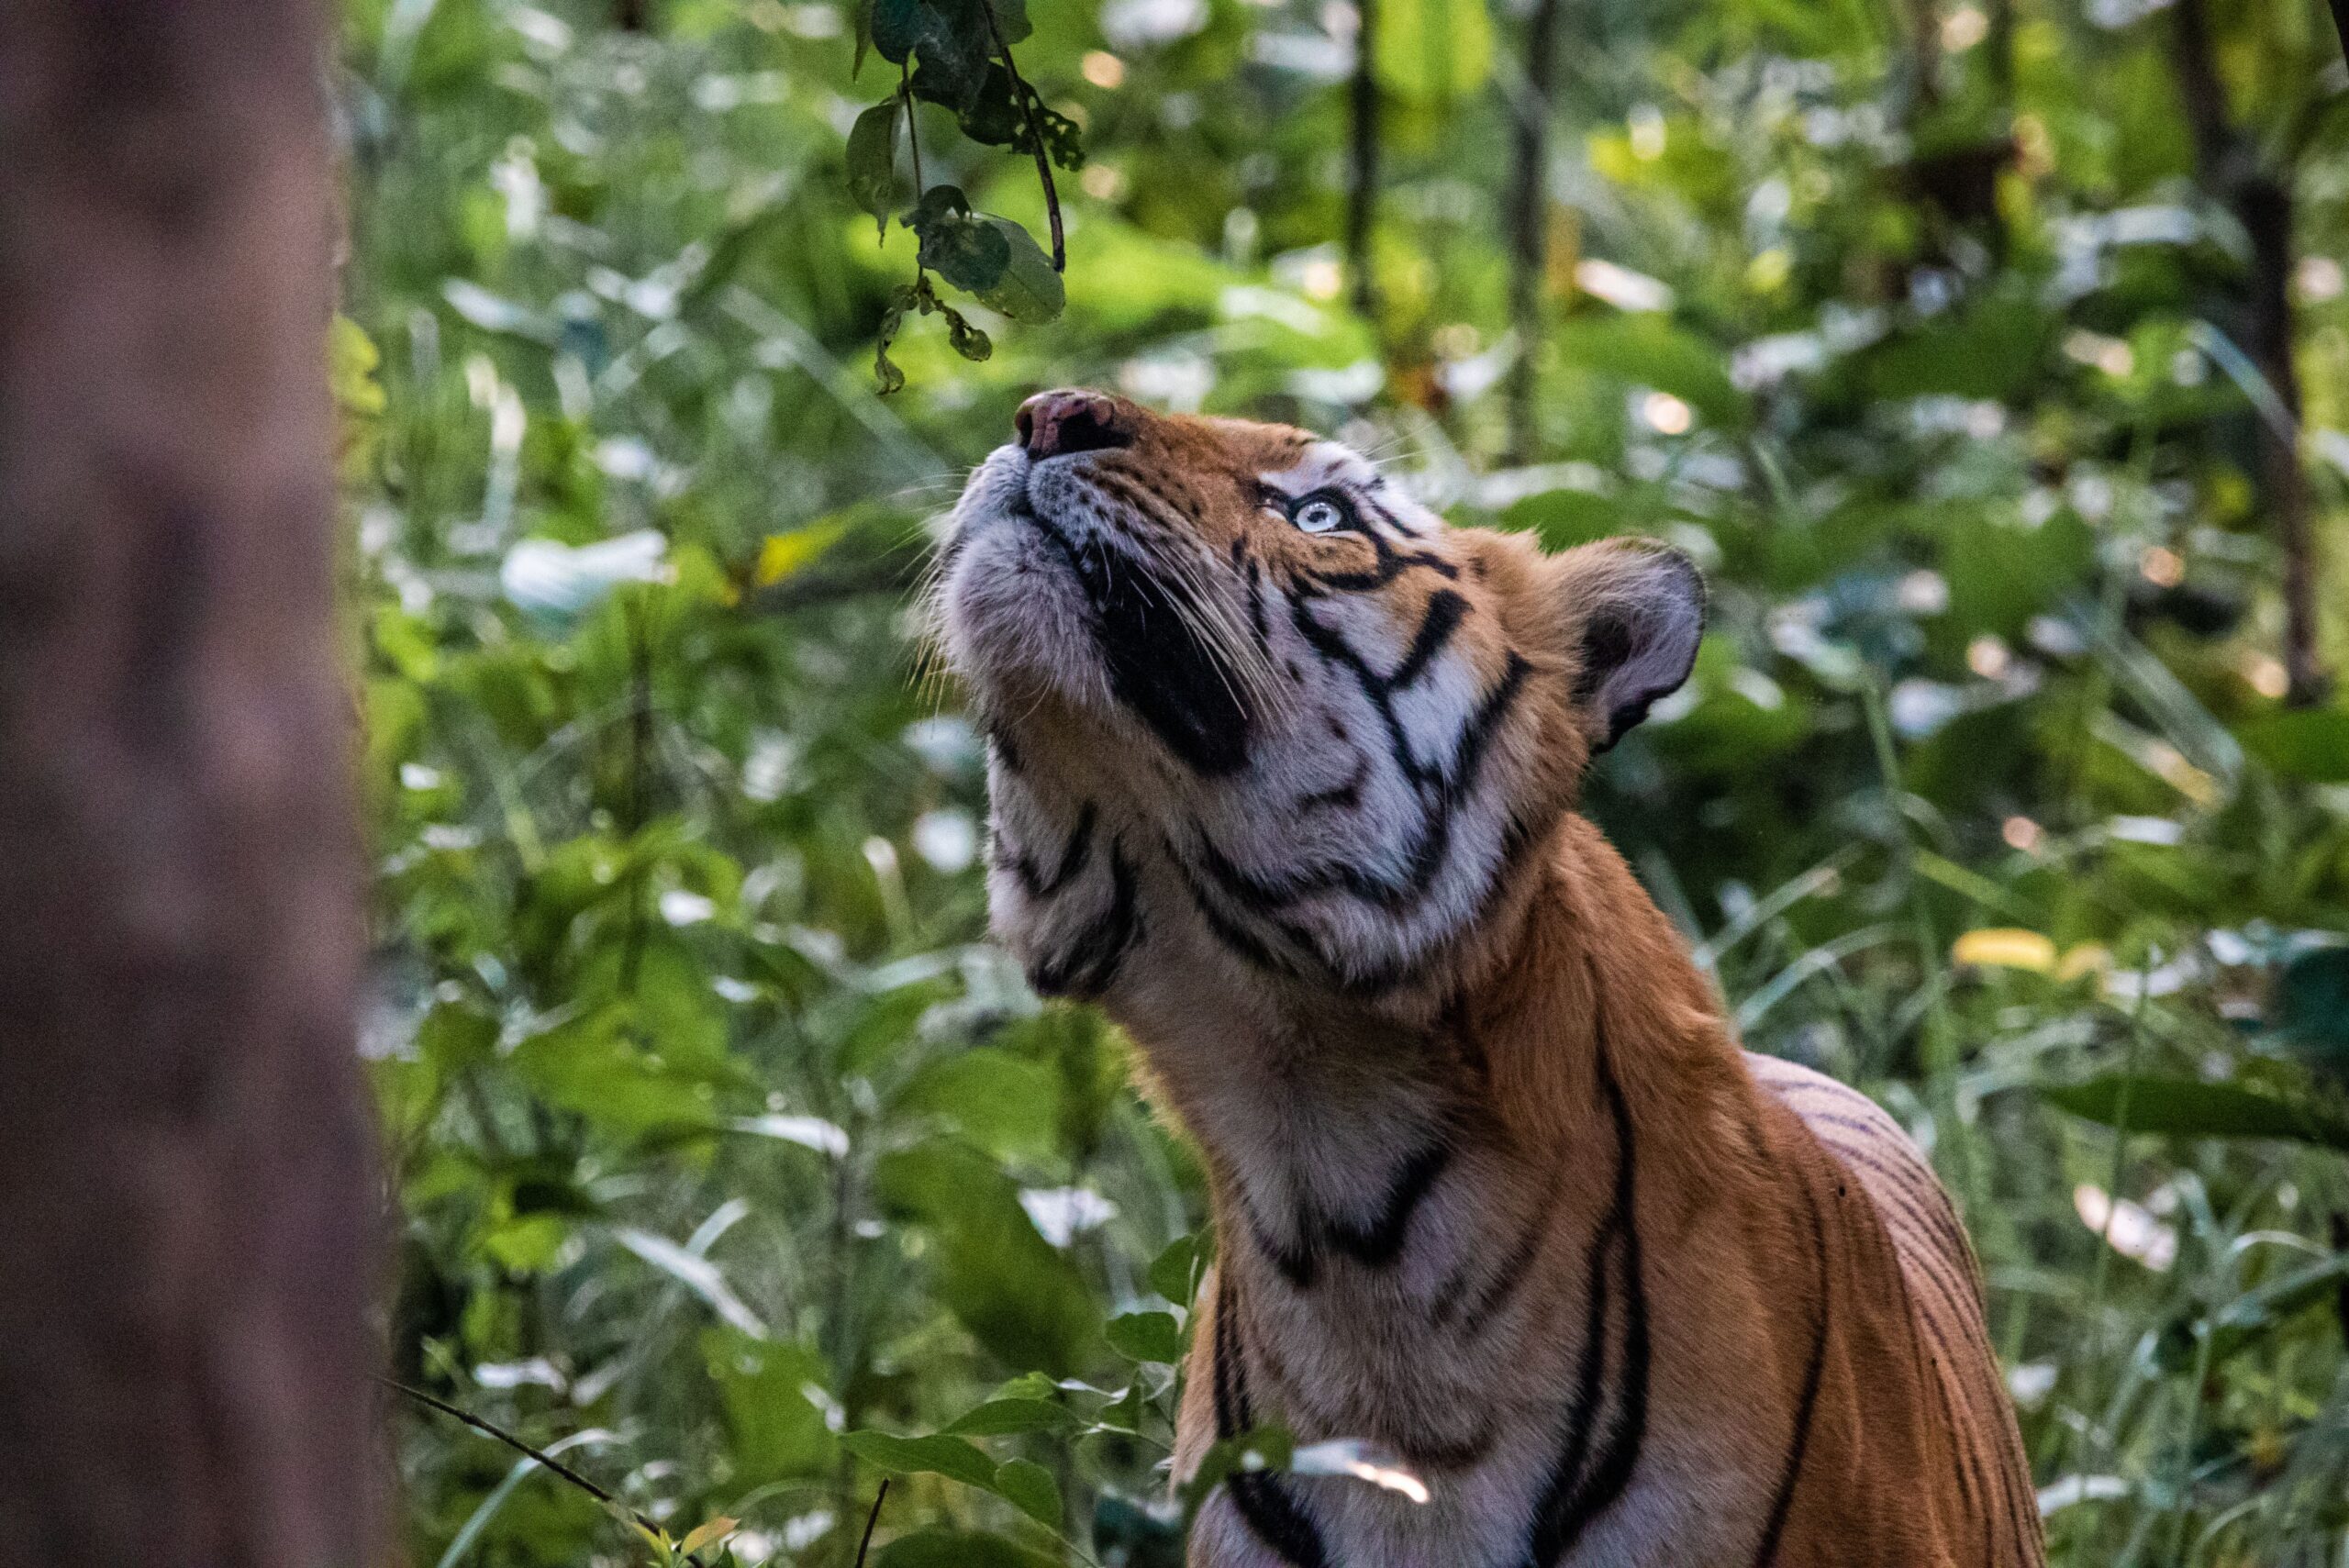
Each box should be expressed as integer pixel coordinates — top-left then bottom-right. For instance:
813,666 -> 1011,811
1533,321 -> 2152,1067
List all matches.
874,284 -> 912,395
841,1429 -> 1000,1491
2240,706 -> 2349,783
2157,1252 -> 2349,1370
1105,1310 -> 1184,1363
982,0 -> 1029,45
894,1048 -> 1061,1159
874,1141 -> 1104,1373
1373,0 -> 1493,102
701,1331 -> 837,1483
678,1517 -> 737,1557
846,101 -> 904,238
916,208 -> 1013,295
2038,1074 -> 2349,1149
872,0 -> 988,102
2272,947 -> 2349,1064
879,1532 -> 1060,1568
1553,316 -> 1746,428
869,0 -> 945,64
971,217 -> 1064,322
943,306 -> 993,361
852,0 -> 875,73
1148,1229 -> 1211,1307
1859,294 -> 2050,402
991,1457 -> 1062,1528
943,1396 -> 1074,1436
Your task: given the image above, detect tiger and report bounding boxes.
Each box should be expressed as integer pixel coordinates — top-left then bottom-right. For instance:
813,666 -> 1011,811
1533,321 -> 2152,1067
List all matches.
931,387 -> 2045,1568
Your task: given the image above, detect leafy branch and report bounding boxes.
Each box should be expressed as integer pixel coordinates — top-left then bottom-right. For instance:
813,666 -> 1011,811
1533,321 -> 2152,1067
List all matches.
846,0 -> 1082,389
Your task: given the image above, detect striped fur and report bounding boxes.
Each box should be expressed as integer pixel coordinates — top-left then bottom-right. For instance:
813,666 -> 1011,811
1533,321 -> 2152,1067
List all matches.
936,393 -> 2043,1567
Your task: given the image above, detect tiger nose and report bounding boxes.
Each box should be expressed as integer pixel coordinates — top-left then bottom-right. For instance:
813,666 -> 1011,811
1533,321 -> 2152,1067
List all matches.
1016,389 -> 1136,460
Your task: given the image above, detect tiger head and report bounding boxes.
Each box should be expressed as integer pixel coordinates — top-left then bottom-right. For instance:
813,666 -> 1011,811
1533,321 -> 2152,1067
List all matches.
935,389 -> 1704,1017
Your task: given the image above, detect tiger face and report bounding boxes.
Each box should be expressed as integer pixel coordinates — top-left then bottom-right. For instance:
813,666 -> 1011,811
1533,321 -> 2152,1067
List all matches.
936,389 -> 1703,1006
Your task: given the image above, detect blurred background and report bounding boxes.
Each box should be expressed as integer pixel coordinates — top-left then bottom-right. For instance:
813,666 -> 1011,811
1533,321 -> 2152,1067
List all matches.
340,0 -> 2349,1561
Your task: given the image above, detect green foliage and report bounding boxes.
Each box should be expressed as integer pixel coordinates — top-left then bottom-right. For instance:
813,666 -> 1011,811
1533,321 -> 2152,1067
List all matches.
345,0 -> 2349,1562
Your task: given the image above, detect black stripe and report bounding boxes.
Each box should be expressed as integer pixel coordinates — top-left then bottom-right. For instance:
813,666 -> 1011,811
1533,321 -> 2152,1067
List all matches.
1298,517 -> 1460,592
1435,1155 -> 1564,1338
1025,842 -> 1141,998
1211,1273 -> 1330,1567
1005,800 -> 1095,897
1031,491 -> 1252,777
1166,843 -> 1300,980
1520,1031 -> 1649,1566
1238,1140 -> 1453,1290
1389,589 -> 1469,691
1326,1140 -> 1451,1270
1750,1173 -> 1831,1567
1295,751 -> 1369,813
1187,648 -> 1531,918
1241,550 -> 1274,655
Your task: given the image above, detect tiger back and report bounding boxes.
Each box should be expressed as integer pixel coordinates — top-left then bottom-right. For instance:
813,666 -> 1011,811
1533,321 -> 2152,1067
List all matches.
935,388 -> 2044,1567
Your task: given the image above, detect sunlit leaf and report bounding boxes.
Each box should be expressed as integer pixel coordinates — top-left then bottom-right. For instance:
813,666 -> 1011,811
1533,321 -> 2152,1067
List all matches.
1951,929 -> 2059,973
1373,0 -> 1493,102
753,521 -> 849,588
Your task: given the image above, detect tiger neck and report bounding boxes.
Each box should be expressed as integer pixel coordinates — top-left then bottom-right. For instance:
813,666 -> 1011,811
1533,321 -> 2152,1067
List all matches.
1119,814 -> 1742,1326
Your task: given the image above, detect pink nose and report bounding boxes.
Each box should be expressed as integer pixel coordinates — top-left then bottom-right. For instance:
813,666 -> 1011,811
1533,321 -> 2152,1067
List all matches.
1015,389 -> 1135,460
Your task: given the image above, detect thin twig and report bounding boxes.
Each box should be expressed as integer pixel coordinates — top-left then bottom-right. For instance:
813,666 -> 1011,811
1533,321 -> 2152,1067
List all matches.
899,64 -> 924,193
976,0 -> 1064,270
376,1375 -> 659,1536
853,1479 -> 890,1567
619,593 -> 653,995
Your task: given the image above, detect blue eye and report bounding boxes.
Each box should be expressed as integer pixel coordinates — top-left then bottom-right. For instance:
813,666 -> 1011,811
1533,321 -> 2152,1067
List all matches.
1291,492 -> 1353,534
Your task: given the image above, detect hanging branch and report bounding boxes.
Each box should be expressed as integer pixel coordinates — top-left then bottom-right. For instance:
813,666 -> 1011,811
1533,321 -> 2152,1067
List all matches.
2166,0 -> 2331,706
849,0 -> 1077,385
1346,0 -> 1380,318
978,0 -> 1065,272
1504,0 -> 1564,462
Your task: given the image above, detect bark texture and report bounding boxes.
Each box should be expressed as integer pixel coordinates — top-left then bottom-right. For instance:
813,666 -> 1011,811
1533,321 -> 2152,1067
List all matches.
2168,0 -> 2331,706
0,4 -> 374,1566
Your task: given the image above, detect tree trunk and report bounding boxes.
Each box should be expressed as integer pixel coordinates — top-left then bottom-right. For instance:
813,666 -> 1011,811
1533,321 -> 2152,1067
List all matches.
1346,0 -> 1380,320
0,6 -> 376,1568
2168,0 -> 2332,706
1504,0 -> 1563,463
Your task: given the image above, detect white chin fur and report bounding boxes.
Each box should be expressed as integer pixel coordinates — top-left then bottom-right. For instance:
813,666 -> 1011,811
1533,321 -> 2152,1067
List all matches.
939,446 -> 1108,713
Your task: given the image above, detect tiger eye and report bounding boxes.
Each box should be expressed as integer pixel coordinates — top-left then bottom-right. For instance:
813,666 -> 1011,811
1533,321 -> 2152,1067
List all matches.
1294,497 -> 1346,534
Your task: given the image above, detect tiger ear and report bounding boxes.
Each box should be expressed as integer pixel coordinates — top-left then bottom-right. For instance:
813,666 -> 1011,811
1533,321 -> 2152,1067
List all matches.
1551,539 -> 1706,755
